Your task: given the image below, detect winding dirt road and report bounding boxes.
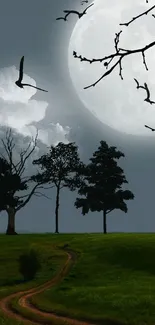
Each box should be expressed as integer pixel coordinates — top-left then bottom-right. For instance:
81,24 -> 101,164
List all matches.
0,248 -> 95,325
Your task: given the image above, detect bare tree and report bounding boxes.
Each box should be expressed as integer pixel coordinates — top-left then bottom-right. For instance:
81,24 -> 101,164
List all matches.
0,128 -> 50,235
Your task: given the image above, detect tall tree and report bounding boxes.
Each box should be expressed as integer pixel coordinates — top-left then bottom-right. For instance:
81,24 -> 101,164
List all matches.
32,142 -> 84,234
0,128 -> 47,235
75,140 -> 134,234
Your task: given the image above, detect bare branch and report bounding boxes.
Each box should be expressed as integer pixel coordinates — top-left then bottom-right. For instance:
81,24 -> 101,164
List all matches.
34,191 -> 52,200
120,5 -> 155,27
134,78 -> 155,104
17,183 -> 54,198
15,183 -> 44,212
73,20 -> 155,89
106,209 -> 114,214
56,3 -> 94,21
42,185 -> 55,190
15,141 -> 32,173
81,0 -> 89,5
16,129 -> 38,176
1,129 -> 18,174
16,193 -> 31,199
144,124 -> 155,131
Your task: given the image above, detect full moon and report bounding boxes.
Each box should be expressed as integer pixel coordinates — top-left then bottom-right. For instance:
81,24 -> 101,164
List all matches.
68,0 -> 155,136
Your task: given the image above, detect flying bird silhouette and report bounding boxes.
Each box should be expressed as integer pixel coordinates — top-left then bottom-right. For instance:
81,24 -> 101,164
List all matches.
15,56 -> 48,92
144,124 -> 155,131
56,3 -> 94,21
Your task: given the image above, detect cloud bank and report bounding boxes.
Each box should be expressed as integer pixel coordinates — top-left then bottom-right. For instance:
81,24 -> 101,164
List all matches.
0,65 -> 70,146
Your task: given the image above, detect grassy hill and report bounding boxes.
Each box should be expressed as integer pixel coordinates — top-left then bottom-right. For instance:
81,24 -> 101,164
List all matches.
0,233 -> 155,324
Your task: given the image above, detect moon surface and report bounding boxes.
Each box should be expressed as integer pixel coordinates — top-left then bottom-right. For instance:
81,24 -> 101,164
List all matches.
68,0 -> 155,136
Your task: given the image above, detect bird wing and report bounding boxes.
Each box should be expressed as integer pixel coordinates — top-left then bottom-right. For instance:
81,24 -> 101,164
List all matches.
83,3 -> 94,13
19,56 -> 24,82
22,83 -> 48,92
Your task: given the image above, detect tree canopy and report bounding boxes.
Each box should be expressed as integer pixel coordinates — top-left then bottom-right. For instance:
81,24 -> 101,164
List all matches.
0,157 -> 25,211
75,140 -> 134,233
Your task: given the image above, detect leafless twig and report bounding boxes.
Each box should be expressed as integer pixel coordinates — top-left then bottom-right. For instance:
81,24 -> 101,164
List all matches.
81,0 -> 89,5
16,129 -> 38,176
56,3 -> 94,21
120,5 -> 155,27
73,32 -> 155,89
134,78 -> 155,104
73,1 -> 155,91
144,124 -> 155,131
34,191 -> 52,200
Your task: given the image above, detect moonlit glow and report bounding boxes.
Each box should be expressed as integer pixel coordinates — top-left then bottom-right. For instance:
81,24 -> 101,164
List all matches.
68,0 -> 155,136
0,65 -> 70,145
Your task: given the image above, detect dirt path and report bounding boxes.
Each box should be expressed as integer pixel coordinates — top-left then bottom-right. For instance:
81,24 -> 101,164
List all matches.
0,248 -> 95,325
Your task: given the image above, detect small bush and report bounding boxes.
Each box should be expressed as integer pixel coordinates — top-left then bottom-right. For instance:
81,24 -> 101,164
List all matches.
18,248 -> 41,281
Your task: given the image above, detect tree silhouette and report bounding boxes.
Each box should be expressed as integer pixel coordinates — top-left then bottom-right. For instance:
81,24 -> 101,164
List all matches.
18,248 -> 41,281
32,142 -> 84,234
0,128 -> 48,235
75,141 -> 134,234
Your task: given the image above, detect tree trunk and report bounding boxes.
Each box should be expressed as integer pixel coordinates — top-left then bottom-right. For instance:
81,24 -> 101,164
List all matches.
6,207 -> 18,235
55,186 -> 60,234
103,209 -> 107,234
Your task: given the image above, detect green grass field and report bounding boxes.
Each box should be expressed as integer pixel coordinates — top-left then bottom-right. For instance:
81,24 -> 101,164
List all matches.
0,233 -> 66,325
1,233 -> 155,325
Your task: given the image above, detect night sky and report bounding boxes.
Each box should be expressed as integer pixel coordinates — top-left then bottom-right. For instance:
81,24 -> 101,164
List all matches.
0,0 -> 155,233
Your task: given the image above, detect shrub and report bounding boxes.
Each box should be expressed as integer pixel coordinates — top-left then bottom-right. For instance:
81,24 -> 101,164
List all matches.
18,248 -> 41,281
